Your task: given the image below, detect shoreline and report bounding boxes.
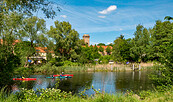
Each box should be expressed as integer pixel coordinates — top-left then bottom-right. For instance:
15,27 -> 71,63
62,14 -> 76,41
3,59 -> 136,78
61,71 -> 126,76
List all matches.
14,63 -> 154,75
61,62 -> 154,73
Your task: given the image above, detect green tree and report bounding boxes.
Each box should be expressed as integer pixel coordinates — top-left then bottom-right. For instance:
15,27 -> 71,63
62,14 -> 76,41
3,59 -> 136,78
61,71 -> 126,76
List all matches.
19,16 -> 46,67
112,35 -> 131,62
98,46 -> 104,55
130,24 -> 150,62
1,0 -> 60,19
150,20 -> 172,61
48,21 -> 81,61
79,46 -> 93,64
164,16 -> 173,20
97,43 -> 105,46
0,12 -> 22,87
150,20 -> 173,87
0,0 -> 60,87
106,46 -> 112,55
92,45 -> 101,59
107,43 -> 113,47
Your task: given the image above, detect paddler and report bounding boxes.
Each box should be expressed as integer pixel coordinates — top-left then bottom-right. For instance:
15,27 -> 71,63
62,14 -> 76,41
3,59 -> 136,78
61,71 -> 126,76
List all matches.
21,76 -> 25,79
60,72 -> 64,77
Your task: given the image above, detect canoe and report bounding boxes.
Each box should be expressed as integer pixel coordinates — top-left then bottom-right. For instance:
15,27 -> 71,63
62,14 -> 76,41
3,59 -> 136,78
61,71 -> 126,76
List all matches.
46,76 -> 66,79
13,78 -> 37,81
53,74 -> 73,77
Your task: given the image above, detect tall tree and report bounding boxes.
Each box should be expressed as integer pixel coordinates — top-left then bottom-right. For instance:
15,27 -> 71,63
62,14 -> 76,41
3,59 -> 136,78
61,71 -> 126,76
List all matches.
48,21 -> 81,61
150,20 -> 173,87
130,24 -> 150,62
112,35 -> 131,62
20,16 -> 46,67
149,20 -> 173,61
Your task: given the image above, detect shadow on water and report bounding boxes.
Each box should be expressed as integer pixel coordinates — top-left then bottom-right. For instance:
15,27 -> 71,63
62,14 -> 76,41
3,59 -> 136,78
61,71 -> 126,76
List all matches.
1,70 -> 154,95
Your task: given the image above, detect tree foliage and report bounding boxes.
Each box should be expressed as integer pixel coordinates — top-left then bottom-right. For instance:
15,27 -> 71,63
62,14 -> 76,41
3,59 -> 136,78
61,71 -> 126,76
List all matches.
130,25 -> 150,62
48,21 -> 81,61
112,35 -> 131,62
97,43 -> 105,46
106,46 -> 112,55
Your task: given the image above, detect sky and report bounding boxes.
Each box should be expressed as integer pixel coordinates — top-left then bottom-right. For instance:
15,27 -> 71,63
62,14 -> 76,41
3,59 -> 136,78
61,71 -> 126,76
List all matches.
40,0 -> 173,45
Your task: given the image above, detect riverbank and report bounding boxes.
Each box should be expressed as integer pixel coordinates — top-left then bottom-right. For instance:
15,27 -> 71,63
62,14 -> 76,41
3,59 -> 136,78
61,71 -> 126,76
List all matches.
14,62 -> 154,75
57,62 -> 154,72
87,62 -> 154,72
1,86 -> 172,102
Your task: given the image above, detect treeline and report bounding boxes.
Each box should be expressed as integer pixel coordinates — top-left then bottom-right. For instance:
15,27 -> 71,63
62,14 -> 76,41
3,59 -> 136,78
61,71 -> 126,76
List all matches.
112,21 -> 173,63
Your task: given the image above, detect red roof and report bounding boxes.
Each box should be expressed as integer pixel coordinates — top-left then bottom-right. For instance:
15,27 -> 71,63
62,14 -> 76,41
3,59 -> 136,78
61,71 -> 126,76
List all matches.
35,47 -> 54,53
82,45 -> 112,49
0,39 -> 20,45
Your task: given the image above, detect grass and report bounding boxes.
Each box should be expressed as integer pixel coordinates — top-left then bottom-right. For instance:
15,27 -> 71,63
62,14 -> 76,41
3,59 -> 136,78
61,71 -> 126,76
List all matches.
1,86 -> 173,102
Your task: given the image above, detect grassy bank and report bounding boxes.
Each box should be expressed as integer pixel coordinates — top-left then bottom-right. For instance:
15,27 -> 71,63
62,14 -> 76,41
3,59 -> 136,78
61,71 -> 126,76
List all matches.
1,86 -> 173,102
13,62 -> 154,75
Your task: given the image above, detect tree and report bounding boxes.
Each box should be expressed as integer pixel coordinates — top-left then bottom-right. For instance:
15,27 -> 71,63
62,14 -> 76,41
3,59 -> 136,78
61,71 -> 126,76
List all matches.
93,45 -> 101,59
98,45 -> 104,55
149,20 -> 172,61
150,20 -> 173,87
164,16 -> 173,20
0,0 -> 60,87
1,0 -> 60,19
48,21 -> 81,61
106,46 -> 112,55
97,43 -> 105,46
112,35 -> 132,62
19,16 -> 46,67
130,24 -> 150,62
107,43 -> 113,47
0,12 -> 23,87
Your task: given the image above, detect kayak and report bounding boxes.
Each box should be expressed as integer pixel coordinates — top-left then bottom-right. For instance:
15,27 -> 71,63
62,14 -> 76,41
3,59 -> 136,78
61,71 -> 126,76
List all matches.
53,74 -> 73,77
46,76 -> 66,79
13,78 -> 37,81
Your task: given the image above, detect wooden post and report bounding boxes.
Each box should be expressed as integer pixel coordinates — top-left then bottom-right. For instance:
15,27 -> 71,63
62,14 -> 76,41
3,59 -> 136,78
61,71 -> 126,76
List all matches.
111,64 -> 113,71
139,64 -> 141,70
133,64 -> 135,71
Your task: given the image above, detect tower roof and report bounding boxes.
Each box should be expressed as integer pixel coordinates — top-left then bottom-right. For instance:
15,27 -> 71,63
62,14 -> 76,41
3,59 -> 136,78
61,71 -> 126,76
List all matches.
83,34 -> 90,37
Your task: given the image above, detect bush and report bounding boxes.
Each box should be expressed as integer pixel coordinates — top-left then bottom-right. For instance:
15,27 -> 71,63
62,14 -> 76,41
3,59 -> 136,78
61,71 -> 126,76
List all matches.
16,88 -> 72,101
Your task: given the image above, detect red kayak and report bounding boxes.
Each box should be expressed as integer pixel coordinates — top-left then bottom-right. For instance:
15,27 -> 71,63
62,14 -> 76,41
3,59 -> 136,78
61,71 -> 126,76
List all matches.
13,78 -> 37,81
53,74 -> 73,77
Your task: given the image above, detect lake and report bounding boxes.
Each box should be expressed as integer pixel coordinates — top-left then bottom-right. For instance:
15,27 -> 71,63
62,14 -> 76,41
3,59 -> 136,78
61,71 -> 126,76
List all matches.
11,70 -> 153,95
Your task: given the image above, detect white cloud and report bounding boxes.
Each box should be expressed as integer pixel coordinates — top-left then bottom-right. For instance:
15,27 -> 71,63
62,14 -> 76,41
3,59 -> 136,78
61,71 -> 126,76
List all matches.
107,42 -> 112,45
98,16 -> 106,18
98,5 -> 117,14
60,15 -> 67,18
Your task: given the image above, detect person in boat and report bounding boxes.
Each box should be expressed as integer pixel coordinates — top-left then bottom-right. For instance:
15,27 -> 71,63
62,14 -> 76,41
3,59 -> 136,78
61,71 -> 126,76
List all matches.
62,72 -> 64,75
21,76 -> 25,79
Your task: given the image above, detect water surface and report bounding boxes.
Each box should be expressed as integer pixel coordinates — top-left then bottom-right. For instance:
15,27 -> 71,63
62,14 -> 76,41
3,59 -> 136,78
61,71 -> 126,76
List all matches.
11,70 -> 153,95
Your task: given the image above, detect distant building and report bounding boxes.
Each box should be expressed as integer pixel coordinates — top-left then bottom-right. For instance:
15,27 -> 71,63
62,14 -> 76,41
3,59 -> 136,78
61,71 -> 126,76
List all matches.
83,34 -> 90,46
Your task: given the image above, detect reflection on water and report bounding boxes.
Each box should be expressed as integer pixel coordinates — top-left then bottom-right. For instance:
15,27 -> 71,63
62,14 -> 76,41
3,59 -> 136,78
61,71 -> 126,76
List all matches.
11,70 -> 153,95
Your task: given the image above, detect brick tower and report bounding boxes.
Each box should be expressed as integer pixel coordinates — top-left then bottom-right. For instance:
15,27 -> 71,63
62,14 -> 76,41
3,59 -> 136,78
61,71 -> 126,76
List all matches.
83,34 -> 90,46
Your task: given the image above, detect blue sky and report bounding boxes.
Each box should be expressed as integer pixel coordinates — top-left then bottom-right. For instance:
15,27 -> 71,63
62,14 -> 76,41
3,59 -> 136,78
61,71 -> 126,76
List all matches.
41,0 -> 173,45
